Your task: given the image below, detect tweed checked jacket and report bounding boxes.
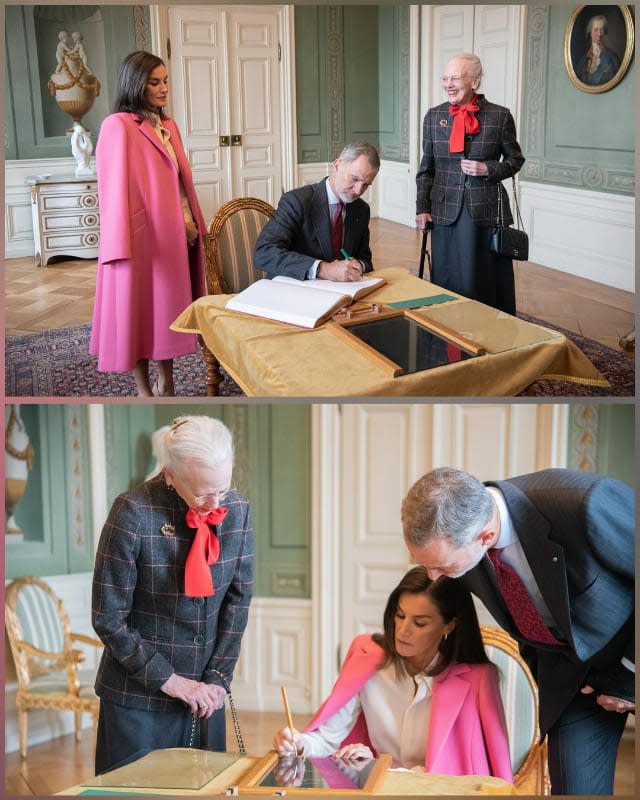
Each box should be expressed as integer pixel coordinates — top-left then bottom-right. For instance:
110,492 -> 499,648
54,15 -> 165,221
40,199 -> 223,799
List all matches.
460,469 -> 634,737
416,95 -> 525,227
254,179 -> 373,280
92,474 -> 254,711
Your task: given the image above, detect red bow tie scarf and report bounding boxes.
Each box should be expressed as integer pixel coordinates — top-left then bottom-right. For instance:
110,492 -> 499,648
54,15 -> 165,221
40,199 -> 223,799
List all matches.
448,96 -> 480,153
184,507 -> 228,596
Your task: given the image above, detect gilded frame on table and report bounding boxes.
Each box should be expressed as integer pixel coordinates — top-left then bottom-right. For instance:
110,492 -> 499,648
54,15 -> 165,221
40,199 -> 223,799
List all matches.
564,5 -> 634,93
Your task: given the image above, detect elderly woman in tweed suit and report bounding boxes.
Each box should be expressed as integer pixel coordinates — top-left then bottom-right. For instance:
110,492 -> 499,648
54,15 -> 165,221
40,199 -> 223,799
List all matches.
416,53 -> 525,314
92,416 -> 254,774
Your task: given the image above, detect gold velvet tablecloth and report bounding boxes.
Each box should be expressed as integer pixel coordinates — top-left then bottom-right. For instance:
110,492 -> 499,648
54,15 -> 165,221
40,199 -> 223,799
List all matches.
171,267 -> 608,397
60,748 -> 516,795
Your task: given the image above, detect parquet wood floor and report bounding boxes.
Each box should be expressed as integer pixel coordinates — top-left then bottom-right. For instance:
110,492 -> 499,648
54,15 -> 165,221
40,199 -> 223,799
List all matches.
4,712 -> 634,796
4,219 -> 634,352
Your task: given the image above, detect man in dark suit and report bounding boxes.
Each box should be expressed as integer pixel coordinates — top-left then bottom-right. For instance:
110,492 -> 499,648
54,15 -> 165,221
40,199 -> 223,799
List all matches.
416,53 -> 525,313
92,416 -> 254,774
401,467 -> 634,795
254,141 -> 380,282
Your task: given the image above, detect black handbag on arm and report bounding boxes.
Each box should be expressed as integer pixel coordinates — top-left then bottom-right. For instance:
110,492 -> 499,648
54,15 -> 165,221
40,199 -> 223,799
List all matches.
489,176 -> 529,261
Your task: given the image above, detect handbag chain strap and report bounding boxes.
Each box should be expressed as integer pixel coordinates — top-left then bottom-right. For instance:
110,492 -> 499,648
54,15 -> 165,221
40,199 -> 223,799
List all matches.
188,669 -> 246,754
496,176 -> 525,231
212,669 -> 246,754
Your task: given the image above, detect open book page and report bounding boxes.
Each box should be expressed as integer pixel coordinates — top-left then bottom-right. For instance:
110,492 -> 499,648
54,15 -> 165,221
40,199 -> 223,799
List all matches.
273,274 -> 385,300
225,278 -> 351,328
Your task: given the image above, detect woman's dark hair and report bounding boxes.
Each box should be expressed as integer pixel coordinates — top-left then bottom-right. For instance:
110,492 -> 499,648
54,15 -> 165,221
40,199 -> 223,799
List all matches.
372,566 -> 489,677
113,50 -> 167,119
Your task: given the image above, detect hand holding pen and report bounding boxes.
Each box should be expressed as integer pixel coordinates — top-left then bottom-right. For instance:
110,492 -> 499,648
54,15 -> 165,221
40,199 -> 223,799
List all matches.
316,249 -> 363,282
273,686 -> 303,756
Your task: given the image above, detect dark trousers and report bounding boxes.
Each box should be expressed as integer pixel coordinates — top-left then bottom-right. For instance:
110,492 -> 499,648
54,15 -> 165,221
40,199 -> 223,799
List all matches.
432,203 -> 516,315
547,691 -> 629,795
95,700 -> 226,775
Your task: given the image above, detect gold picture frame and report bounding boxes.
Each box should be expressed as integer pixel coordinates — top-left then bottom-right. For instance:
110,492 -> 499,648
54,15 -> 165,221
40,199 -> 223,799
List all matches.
236,750 -> 392,795
564,5 -> 635,93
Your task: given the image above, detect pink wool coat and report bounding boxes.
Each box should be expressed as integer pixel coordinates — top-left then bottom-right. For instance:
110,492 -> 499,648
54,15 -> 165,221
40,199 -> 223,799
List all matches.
305,634 -> 513,782
89,112 -> 207,372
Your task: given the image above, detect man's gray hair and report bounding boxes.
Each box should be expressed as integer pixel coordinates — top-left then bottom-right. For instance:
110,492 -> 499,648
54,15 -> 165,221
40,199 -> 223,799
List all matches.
339,141 -> 380,170
401,467 -> 493,548
454,52 -> 483,82
162,415 -> 233,476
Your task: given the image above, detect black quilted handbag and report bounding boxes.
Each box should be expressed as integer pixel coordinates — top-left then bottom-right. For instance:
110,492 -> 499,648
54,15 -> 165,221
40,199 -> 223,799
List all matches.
489,176 -> 529,261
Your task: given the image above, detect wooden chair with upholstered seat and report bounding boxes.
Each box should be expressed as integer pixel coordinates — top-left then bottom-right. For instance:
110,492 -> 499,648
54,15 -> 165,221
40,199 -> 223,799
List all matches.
200,197 -> 275,394
481,625 -> 551,794
203,197 -> 276,295
5,575 -> 103,758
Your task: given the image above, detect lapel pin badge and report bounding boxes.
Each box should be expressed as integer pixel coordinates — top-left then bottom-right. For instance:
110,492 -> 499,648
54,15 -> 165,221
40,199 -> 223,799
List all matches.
439,119 -> 448,127
160,523 -> 176,537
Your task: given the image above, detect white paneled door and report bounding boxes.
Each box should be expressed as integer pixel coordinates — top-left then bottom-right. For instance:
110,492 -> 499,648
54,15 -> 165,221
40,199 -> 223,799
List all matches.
167,5 -> 286,223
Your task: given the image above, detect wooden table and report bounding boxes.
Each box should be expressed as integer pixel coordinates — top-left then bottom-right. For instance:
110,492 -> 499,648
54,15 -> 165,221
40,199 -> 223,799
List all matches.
58,747 -> 516,795
171,267 -> 608,397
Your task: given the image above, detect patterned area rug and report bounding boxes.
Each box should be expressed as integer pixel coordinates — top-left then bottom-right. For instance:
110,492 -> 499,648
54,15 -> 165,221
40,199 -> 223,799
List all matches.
4,317 -> 634,397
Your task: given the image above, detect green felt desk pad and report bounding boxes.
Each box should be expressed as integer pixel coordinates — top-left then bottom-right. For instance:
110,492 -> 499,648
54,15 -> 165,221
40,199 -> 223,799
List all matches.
386,293 -> 456,309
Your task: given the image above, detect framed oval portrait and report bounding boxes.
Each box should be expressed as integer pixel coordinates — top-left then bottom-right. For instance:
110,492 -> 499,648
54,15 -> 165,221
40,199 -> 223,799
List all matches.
564,5 -> 635,93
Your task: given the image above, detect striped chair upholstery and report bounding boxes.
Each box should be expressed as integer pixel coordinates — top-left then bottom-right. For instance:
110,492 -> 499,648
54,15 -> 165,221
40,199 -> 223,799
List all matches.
204,197 -> 275,294
5,576 -> 102,758
482,626 -> 551,794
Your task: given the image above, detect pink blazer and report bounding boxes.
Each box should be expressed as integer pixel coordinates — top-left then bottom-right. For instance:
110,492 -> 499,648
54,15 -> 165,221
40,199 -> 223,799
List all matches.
305,634 -> 513,783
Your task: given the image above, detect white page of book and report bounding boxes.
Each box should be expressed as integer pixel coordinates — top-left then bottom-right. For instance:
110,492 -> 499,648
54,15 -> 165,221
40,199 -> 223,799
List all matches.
273,274 -> 384,299
225,278 -> 349,328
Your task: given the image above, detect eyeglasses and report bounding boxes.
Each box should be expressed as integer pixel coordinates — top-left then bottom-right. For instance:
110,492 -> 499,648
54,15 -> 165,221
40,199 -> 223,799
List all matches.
193,487 -> 236,505
440,74 -> 466,84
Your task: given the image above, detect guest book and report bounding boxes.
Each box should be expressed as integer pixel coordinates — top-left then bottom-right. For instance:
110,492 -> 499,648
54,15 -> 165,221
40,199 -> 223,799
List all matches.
225,276 -> 385,329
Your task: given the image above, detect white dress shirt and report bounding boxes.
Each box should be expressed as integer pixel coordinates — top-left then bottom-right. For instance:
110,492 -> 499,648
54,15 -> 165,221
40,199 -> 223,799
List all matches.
297,662 -> 431,768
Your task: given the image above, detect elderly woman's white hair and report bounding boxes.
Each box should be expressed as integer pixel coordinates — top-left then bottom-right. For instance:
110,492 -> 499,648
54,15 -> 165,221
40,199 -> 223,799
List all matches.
162,415 -> 234,475
454,52 -> 483,83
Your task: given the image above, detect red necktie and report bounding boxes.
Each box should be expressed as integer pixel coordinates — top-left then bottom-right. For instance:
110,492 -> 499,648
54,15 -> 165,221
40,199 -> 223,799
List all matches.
184,507 -> 228,596
488,548 -> 560,645
331,202 -> 344,259
448,96 -> 480,153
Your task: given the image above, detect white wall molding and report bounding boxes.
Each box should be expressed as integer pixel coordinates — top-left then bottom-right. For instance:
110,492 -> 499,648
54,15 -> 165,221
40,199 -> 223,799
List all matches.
520,182 -> 635,292
233,597 -> 312,714
376,160 -> 415,227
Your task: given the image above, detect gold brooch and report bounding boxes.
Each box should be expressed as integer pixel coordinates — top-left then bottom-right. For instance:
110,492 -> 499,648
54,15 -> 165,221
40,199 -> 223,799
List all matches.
160,523 -> 175,537
439,119 -> 448,127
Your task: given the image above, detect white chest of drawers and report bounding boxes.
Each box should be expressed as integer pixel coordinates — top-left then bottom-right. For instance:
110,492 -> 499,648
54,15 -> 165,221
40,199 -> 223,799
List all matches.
28,176 -> 100,266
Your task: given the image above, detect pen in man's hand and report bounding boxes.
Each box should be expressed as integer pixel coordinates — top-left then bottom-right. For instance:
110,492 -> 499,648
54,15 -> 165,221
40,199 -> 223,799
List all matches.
340,248 -> 351,260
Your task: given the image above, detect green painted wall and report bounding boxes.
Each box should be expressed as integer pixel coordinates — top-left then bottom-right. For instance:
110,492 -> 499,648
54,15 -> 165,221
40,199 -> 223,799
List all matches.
103,404 -> 312,599
378,5 -> 410,162
568,404 -> 635,486
5,5 -> 149,160
295,5 -> 409,163
5,406 -> 94,579
522,4 -> 635,195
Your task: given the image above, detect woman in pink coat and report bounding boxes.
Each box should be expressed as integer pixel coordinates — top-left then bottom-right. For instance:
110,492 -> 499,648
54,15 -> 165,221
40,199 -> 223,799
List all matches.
89,51 -> 206,396
274,567 -> 513,782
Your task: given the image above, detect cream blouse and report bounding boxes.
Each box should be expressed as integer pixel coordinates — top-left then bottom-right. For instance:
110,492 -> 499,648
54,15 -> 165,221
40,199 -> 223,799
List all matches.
296,662 -> 432,768
151,115 -> 194,225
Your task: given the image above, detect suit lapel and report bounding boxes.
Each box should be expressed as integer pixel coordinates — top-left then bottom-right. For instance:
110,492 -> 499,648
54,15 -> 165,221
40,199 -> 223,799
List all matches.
427,665 -> 470,767
311,181 -> 334,262
138,118 -> 178,169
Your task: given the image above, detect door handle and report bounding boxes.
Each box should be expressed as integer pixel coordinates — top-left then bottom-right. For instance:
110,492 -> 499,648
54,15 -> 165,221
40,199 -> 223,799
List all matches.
219,135 -> 230,147
231,134 -> 242,146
